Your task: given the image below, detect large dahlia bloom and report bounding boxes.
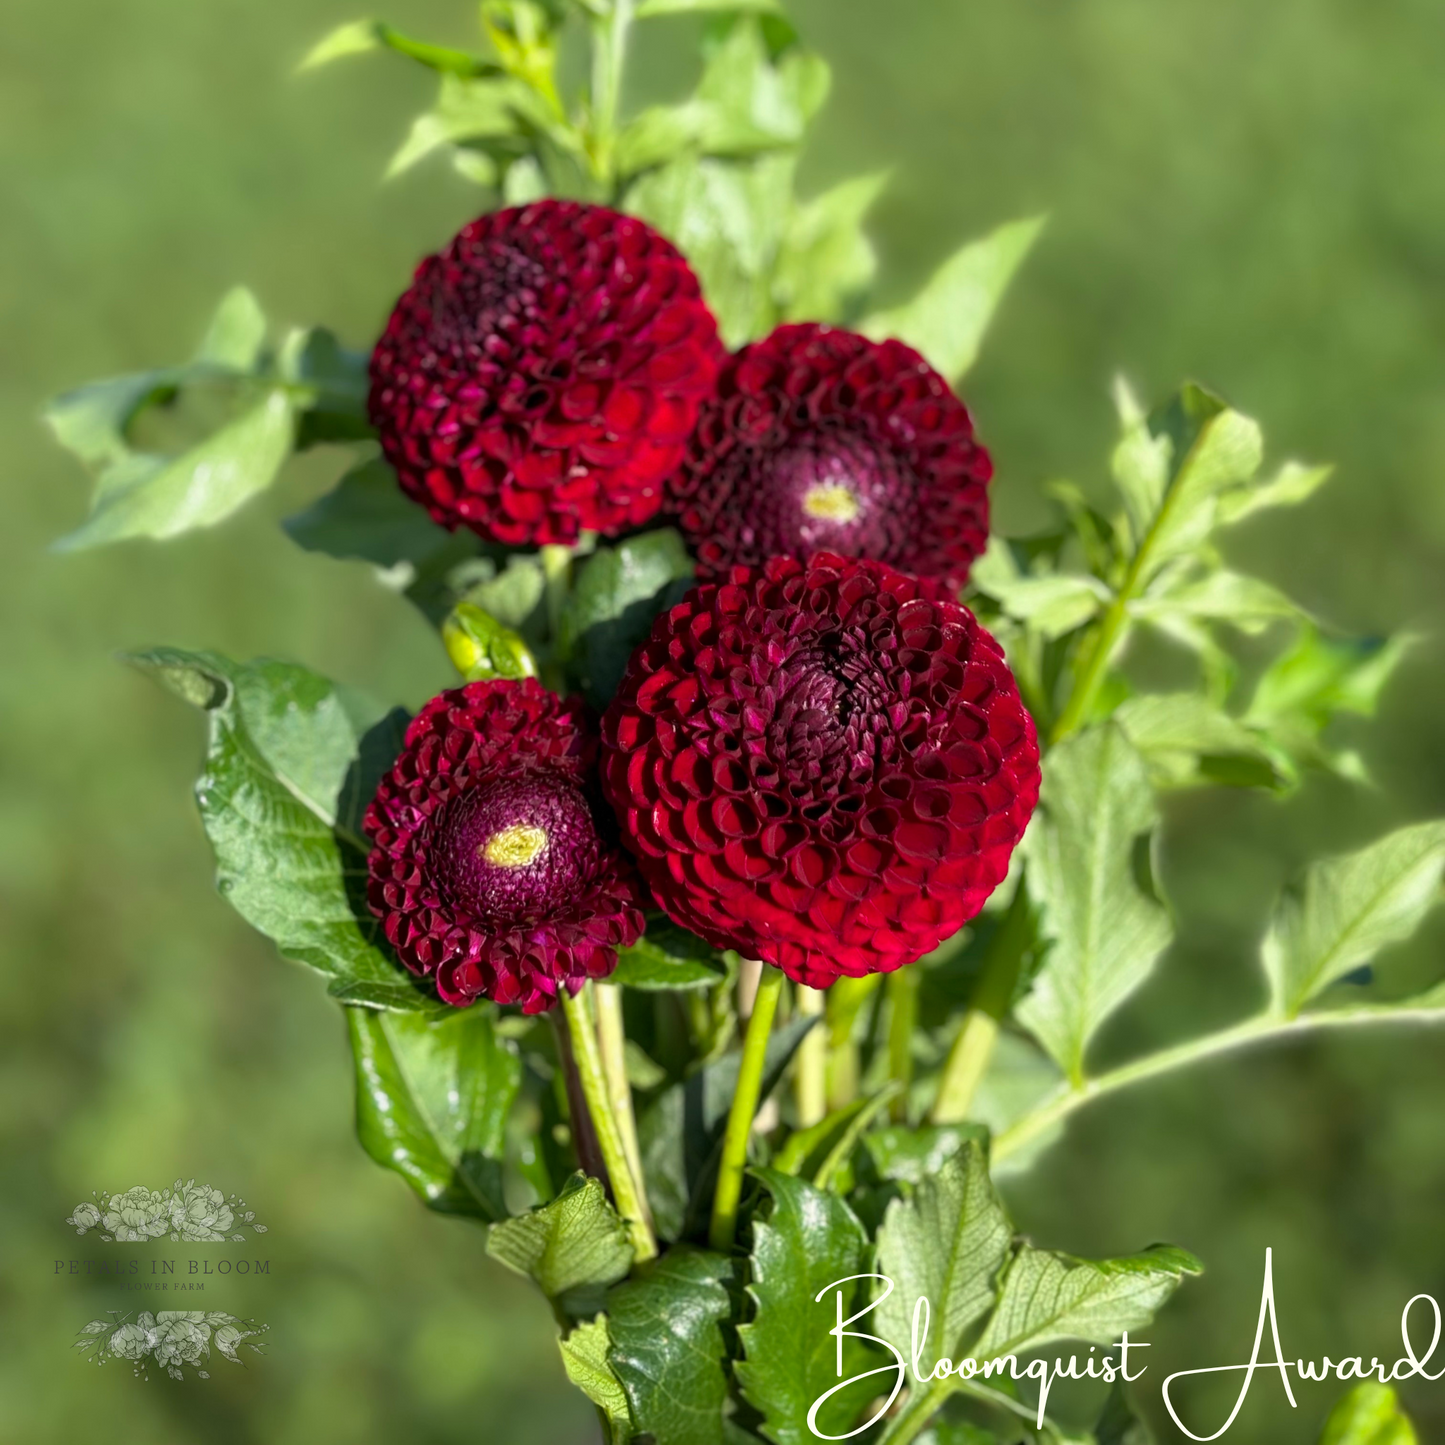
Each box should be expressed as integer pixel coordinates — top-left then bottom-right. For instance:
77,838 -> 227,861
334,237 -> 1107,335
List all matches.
668,324 -> 992,589
601,554 -> 1039,987
369,199 -> 723,546
365,679 -> 645,1012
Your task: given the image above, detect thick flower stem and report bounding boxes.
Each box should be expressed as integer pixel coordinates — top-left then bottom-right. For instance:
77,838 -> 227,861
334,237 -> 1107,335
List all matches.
930,884 -> 1032,1124
886,969 -> 920,1122
594,982 -> 651,1233
560,984 -> 657,1262
794,985 -> 827,1127
709,964 -> 784,1252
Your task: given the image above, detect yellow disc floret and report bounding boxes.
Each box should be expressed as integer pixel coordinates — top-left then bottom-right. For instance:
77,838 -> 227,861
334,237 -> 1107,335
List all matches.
481,824 -> 549,868
800,481 -> 861,523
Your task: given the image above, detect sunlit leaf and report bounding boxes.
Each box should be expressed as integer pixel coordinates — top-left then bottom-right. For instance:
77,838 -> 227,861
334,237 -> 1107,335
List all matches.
487,1174 -> 634,1314
1263,821 -> 1445,1016
860,216 -> 1044,382
1017,725 -> 1173,1082
349,1004 -> 519,1221
129,649 -> 428,1008
874,1139 -> 1011,1373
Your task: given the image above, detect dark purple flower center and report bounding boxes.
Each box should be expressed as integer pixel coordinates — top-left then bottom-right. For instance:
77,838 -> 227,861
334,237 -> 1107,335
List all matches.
728,428 -> 922,565
746,629 -> 909,821
428,772 -> 601,923
423,241 -> 551,366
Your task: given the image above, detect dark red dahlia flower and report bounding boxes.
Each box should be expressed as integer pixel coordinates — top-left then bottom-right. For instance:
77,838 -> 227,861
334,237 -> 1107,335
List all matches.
365,678 -> 645,1012
600,554 -> 1039,988
668,323 -> 992,590
369,199 -> 724,546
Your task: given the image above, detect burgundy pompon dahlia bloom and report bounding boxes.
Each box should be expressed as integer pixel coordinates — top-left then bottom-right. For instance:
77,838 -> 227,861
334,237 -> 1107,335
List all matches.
365,678 -> 646,1012
369,199 -> 724,546
600,553 -> 1040,988
667,323 -> 993,590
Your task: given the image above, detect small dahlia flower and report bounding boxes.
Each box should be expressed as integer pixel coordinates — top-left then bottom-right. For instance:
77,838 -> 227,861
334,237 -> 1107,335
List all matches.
369,199 -> 723,546
668,323 -> 992,589
365,679 -> 645,1012
600,554 -> 1039,987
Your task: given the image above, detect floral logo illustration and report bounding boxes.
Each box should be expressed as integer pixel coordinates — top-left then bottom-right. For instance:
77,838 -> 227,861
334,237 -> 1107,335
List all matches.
66,1179 -> 268,1243
75,1309 -> 268,1381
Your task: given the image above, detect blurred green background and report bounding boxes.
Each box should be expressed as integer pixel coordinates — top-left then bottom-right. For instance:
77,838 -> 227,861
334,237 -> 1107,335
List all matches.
3,1 -> 1444,1441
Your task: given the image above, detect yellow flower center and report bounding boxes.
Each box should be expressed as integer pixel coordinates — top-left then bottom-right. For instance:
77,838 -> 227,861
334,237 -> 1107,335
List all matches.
481,824 -> 548,869
800,481 -> 861,523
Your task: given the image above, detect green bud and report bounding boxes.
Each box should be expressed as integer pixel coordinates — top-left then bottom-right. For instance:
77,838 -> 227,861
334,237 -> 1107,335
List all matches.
443,602 -> 540,683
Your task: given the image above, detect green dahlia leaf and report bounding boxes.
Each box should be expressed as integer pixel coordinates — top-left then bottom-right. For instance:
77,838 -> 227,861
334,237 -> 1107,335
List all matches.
860,1124 -> 987,1186
611,920 -> 729,990
1319,1382 -> 1418,1445
1217,458 -> 1332,528
1112,381 -> 1264,581
1017,725 -> 1174,1082
1115,693 -> 1286,792
860,215 -> 1044,383
1242,624 -> 1414,781
298,19 -> 497,78
606,1246 -> 733,1445
970,538 -> 1113,641
773,171 -> 888,324
973,1243 -> 1200,1361
736,1169 -> 883,1445
874,1139 -> 1012,1373
129,648 -> 431,1009
627,151 -> 797,347
197,286 -> 269,371
384,74 -> 523,178
637,1013 -> 819,1241
487,1174 -> 634,1314
558,528 -> 695,705
55,388 -> 295,552
1263,820 -> 1445,1017
348,1004 -> 519,1222
558,1316 -> 633,1445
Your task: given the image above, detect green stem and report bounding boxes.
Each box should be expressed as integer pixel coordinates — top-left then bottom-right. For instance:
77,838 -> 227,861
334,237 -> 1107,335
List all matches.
794,984 -> 827,1128
589,0 -> 634,188
560,984 -> 657,1261
709,964 -> 784,1251
594,982 -> 651,1234
1049,586 -> 1130,743
930,885 -> 1032,1124
879,1379 -> 953,1445
993,1000 -> 1445,1165
885,970 -> 920,1123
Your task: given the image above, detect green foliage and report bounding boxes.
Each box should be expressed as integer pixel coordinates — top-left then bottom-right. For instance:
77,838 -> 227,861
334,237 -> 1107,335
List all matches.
1017,725 -> 1173,1083
558,1316 -> 633,1445
487,1173 -> 634,1315
735,1169 -> 878,1445
1263,821 -> 1445,1016
971,1243 -> 1201,1359
1320,1383 -> 1418,1445
349,1004 -> 520,1221
130,648 -> 426,1010
861,216 -> 1045,382
606,1247 -> 734,1445
557,528 -> 695,705
611,921 -> 730,990
637,1013 -> 818,1241
873,1139 -> 1011,1372
49,290 -> 366,551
